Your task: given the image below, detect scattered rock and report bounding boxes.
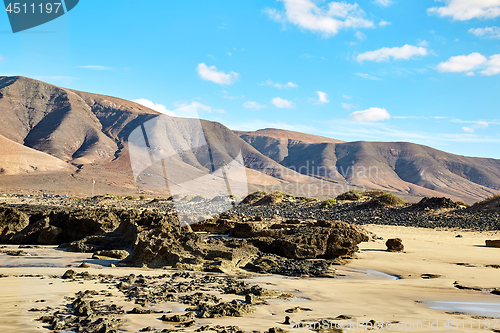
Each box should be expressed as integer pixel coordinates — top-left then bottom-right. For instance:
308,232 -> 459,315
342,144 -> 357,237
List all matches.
161,312 -> 194,322
62,269 -> 75,279
285,306 -> 312,313
196,300 -> 255,318
386,238 -> 404,252
267,328 -> 286,333
128,307 -> 163,314
245,294 -> 255,305
245,255 -> 335,277
93,249 -> 129,259
410,197 -> 459,211
456,262 -> 477,267
421,274 -> 442,279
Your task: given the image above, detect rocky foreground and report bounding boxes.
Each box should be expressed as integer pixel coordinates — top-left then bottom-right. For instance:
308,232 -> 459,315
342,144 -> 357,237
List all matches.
1,192 -> 500,333
0,194 -> 376,278
31,270 -> 298,333
1,191 -> 499,277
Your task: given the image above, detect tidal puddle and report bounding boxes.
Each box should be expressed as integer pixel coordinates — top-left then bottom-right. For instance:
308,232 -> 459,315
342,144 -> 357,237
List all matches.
427,301 -> 500,317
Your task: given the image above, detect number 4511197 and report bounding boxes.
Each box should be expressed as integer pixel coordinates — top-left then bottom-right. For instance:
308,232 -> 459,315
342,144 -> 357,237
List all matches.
6,3 -> 62,14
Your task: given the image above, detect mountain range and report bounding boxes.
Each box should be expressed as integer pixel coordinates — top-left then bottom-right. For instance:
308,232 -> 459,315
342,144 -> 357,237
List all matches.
0,76 -> 499,203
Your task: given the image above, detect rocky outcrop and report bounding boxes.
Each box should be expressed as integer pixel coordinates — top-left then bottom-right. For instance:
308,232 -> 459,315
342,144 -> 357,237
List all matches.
0,203 -> 370,276
409,197 -> 459,211
245,255 -> 336,277
0,206 -> 29,243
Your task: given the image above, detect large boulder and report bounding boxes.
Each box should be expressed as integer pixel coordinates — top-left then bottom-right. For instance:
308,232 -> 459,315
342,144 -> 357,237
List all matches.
386,238 -> 404,252
486,240 -> 500,248
230,219 -> 370,260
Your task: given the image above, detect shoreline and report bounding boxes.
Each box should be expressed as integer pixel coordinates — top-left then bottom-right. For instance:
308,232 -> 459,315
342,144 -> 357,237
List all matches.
0,225 -> 499,332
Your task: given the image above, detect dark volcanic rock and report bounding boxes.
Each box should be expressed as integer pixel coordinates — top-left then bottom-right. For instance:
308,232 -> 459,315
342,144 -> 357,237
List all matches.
196,300 -> 255,318
410,197 -> 459,211
0,206 -> 29,242
386,238 -> 404,252
486,240 -> 500,248
0,202 -> 370,276
245,220 -> 369,260
245,255 -> 336,277
62,269 -> 75,279
93,249 -> 130,259
161,312 -> 195,322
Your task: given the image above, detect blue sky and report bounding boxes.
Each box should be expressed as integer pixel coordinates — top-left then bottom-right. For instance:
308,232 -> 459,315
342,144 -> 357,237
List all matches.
1,0 -> 500,158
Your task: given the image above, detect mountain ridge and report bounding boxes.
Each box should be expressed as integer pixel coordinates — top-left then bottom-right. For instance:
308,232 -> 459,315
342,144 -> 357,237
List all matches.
0,76 -> 499,202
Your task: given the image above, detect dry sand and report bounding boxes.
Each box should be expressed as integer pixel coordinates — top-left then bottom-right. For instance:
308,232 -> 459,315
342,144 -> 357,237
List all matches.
0,225 -> 499,332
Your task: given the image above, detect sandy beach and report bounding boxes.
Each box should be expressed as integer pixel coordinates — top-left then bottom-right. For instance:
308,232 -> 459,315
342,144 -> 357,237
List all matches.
0,225 -> 499,333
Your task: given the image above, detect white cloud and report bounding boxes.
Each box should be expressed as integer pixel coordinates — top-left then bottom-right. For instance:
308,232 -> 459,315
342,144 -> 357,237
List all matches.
341,103 -> 356,110
271,97 -> 295,109
243,101 -> 268,110
196,63 -> 239,85
190,101 -> 225,113
378,20 -> 391,27
79,65 -> 114,70
0,55 -> 5,62
428,0 -> 500,20
355,31 -> 366,41
265,79 -> 298,89
418,40 -> 430,47
481,54 -> 500,75
342,94 -> 352,100
313,91 -> 330,104
349,107 -> 391,122
437,52 -> 488,73
374,0 -> 393,7
462,121 -> 489,133
354,72 -> 383,80
133,99 -> 176,116
357,44 -> 428,63
170,101 -> 226,118
469,26 -> 500,39
221,90 -> 245,99
265,0 -> 375,37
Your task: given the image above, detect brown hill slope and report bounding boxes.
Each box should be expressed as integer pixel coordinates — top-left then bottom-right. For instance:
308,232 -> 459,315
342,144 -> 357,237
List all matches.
0,76 -> 317,196
235,129 -> 344,163
235,128 -> 345,144
1,76 -> 499,202
0,134 -> 74,175
238,134 -> 500,202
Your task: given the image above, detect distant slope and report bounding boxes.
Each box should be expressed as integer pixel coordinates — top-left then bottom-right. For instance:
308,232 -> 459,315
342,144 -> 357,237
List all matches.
0,134 -> 73,175
1,76 -> 499,202
0,76 -> 316,196
238,134 -> 500,201
235,128 -> 344,163
235,128 -> 345,144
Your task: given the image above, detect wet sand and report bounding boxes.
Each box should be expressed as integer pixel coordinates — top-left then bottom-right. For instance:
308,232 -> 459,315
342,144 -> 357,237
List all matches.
0,225 -> 499,332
